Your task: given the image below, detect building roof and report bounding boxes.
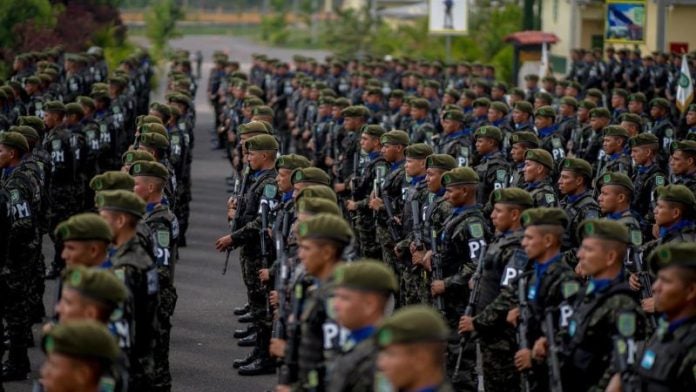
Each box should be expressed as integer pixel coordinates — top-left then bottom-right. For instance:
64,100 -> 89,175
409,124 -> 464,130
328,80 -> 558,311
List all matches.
504,31 -> 560,45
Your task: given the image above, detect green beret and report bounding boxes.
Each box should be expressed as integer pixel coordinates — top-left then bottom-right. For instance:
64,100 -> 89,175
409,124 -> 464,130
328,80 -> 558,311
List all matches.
65,103 -> 85,117
649,98 -> 670,110
44,100 -> 66,113
560,96 -> 579,109
535,92 -> 553,104
603,125 -> 629,139
89,171 -> 134,192
578,100 -> 597,111
472,97 -> 491,108
63,266 -> 128,307
510,87 -> 525,98
376,305 -> 449,347
108,76 -> 128,87
136,115 -> 161,128
513,101 -> 534,115
244,134 -> 278,151
410,98 -> 430,110
341,105 -> 369,118
380,130 -> 410,146
444,88 -> 460,101
521,207 -> 568,228
462,89 -> 477,99
442,109 -> 465,122
150,102 -> 171,118
671,140 -> 696,153
122,150 -> 155,165
599,172 -> 634,193
425,154 -> 457,170
334,260 -> 398,293
560,158 -> 593,178
18,116 -> 45,134
524,148 -> 553,170
366,87 -> 382,96
239,121 -> 271,136
139,132 -> 169,150
42,321 -> 119,364
405,143 -> 433,159
647,243 -> 696,274
656,185 -> 696,208
55,213 -> 112,243
95,190 -> 146,218
474,126 -> 502,142
490,101 -> 509,115
9,126 -> 39,144
628,133 -> 659,148
168,93 -> 192,108
589,108 -> 611,119
334,98 -> 351,108
441,167 -> 479,187
291,167 -> 331,186
296,197 -> 341,216
612,88 -> 629,99
510,131 -> 540,147
534,105 -> 556,118
0,131 -> 29,153
361,124 -> 386,139
585,88 -> 604,100
129,161 -> 169,180
296,213 -> 353,244
620,113 -> 643,127
628,92 -> 646,103
688,103 -> 696,113
77,96 -> 95,110
577,218 -> 629,244
295,185 -> 337,203
424,80 -> 441,89
490,188 -> 533,207
25,76 -> 41,85
318,96 -> 335,106
247,85 -> 264,98
140,123 -> 169,139
276,154 -> 311,171
389,90 -> 405,99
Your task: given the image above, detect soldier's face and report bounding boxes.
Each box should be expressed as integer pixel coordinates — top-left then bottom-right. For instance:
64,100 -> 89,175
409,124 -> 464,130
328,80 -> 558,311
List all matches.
602,136 -> 624,154
475,137 -> 494,154
0,144 -> 16,168
333,287 -> 377,330
686,111 -> 696,125
491,204 -> 516,232
441,119 -> 458,133
381,143 -> 401,162
669,151 -> 693,175
44,112 -> 61,128
40,353 -> 90,392
61,241 -> 101,267
276,168 -> 293,193
628,101 -> 644,114
298,239 -> 332,276
473,106 -> 487,117
598,186 -> 620,213
559,104 -> 574,117
425,168 -> 443,193
654,200 -> 681,227
405,157 -> 425,177
377,345 -> 420,389
652,267 -> 696,314
56,288 -> 90,323
534,116 -> 552,130
557,171 -> 581,195
444,186 -> 466,206
577,237 -> 612,277
611,95 -> 625,109
590,117 -> 608,131
523,160 -> 543,182
522,226 -> 546,260
630,146 -> 651,165
511,109 -> 527,124
487,109 -> 502,123
510,144 -> 526,163
247,150 -> 267,170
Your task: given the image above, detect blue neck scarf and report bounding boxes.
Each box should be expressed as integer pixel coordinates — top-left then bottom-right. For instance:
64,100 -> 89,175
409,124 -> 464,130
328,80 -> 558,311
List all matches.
446,129 -> 471,140
368,151 -> 380,161
659,219 -> 695,239
606,209 -> 629,220
529,253 -> 562,303
566,190 -> 588,204
410,175 -> 426,186
452,204 -> 477,216
348,325 -> 376,346
586,270 -> 624,295
668,315 -> 696,334
282,191 -> 293,203
538,124 -> 559,139
390,159 -> 404,172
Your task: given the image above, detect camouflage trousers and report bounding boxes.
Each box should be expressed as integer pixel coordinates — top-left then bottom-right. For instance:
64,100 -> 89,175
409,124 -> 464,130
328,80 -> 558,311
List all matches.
400,265 -> 430,306
174,184 -> 191,246
152,276 -> 178,392
0,267 -> 31,352
27,238 -> 45,323
480,333 -> 520,392
376,226 -> 400,285
446,333 -> 478,392
241,252 -> 271,355
355,212 -> 381,259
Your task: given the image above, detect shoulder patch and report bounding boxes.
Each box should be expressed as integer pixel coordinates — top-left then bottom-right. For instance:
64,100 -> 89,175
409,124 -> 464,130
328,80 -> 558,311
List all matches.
113,268 -> 125,282
496,169 -> 507,181
617,311 -> 636,338
171,135 -> 180,144
655,175 -> 665,186
562,281 -> 580,299
51,139 -> 61,150
552,137 -> 562,148
10,189 -> 20,203
468,222 -> 484,239
545,193 -> 556,204
630,229 -> 643,246
156,230 -> 170,247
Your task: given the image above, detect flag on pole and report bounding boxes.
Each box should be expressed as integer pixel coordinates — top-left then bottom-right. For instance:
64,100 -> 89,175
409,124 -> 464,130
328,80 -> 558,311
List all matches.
676,54 -> 694,113
539,41 -> 551,81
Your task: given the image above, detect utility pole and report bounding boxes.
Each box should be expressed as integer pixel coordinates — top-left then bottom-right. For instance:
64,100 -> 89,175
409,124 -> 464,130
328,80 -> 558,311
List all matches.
656,0 -> 666,52
523,0 -> 535,30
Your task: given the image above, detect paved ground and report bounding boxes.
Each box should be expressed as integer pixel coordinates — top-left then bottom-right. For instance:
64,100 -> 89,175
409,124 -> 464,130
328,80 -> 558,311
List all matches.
5,36 -> 327,392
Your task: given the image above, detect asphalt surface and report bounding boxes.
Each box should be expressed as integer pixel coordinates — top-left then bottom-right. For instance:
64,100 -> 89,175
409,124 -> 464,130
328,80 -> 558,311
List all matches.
5,36 -> 328,392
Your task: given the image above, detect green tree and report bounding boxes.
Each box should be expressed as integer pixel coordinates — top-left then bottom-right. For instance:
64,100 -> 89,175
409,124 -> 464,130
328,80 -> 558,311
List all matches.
0,0 -> 54,49
145,0 -> 184,60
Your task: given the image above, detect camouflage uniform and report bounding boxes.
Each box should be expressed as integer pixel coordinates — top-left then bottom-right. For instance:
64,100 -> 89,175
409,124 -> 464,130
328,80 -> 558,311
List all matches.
473,150 -> 510,205
525,178 -> 559,208
352,152 -> 386,259
375,160 -> 406,279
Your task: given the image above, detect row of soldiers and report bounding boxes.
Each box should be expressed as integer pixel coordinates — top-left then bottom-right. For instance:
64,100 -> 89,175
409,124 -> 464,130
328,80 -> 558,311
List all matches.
210,51 -> 696,391
0,46 -> 200,392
